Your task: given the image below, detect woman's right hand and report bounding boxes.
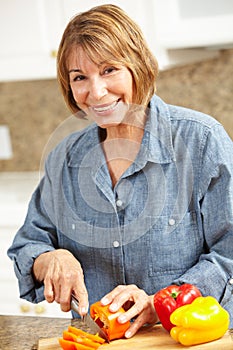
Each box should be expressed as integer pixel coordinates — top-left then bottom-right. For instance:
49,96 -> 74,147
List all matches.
33,249 -> 88,315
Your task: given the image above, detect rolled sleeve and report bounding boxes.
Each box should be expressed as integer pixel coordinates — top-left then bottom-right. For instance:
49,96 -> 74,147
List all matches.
12,243 -> 54,303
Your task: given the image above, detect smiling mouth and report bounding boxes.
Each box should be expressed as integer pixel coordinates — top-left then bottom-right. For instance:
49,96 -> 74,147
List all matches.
92,100 -> 119,113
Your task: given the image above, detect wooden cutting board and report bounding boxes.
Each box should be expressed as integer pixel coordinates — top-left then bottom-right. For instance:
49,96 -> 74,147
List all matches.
38,325 -> 233,349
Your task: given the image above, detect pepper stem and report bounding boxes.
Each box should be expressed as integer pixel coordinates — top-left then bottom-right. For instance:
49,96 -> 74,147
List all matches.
171,291 -> 180,299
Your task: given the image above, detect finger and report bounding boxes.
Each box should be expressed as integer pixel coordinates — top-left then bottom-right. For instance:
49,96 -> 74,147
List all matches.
46,260 -> 62,304
119,298 -> 158,332
53,274 -> 62,304
43,277 -> 55,303
101,286 -> 125,305
59,285 -> 73,312
118,301 -> 143,324
57,269 -> 77,311
108,285 -> 138,312
76,286 -> 89,316
68,265 -> 89,315
124,315 -> 146,338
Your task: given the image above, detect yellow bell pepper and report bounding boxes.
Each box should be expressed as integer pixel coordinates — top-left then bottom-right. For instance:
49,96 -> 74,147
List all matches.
170,296 -> 229,346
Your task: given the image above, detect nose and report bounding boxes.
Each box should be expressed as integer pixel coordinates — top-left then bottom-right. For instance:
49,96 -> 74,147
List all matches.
88,77 -> 107,101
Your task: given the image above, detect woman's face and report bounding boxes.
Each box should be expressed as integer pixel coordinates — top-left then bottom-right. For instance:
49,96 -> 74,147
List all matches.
68,46 -> 134,128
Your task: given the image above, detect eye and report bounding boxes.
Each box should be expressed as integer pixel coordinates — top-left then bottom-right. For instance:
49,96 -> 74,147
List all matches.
73,74 -> 86,82
69,72 -> 86,83
103,66 -> 117,75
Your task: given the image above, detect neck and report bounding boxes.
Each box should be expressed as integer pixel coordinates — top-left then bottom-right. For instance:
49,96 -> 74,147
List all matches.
105,106 -> 147,142
105,124 -> 143,143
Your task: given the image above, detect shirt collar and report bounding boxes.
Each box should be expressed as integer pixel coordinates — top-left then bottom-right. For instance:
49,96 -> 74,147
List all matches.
139,94 -> 175,164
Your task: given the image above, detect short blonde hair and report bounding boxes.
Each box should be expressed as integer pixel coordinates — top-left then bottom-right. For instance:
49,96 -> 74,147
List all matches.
57,4 -> 159,113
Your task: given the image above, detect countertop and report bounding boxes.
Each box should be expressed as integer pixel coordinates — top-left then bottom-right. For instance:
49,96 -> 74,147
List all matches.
0,315 -> 84,350
1,315 -> 233,350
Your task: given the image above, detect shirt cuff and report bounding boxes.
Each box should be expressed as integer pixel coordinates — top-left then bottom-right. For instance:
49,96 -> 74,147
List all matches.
12,244 -> 54,303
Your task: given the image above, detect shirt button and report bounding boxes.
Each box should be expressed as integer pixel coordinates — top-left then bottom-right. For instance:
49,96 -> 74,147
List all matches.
229,278 -> 233,285
72,224 -> 75,230
168,218 -> 176,226
113,240 -> 120,248
116,199 -> 123,207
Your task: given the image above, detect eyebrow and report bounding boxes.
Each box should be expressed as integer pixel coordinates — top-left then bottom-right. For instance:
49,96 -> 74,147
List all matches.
68,68 -> 82,73
68,60 -> 112,74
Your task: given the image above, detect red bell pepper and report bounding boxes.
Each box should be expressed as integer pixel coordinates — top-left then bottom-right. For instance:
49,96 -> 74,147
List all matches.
153,284 -> 202,332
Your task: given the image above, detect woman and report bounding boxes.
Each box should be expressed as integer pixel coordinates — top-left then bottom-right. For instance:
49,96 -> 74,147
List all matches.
8,4 -> 233,337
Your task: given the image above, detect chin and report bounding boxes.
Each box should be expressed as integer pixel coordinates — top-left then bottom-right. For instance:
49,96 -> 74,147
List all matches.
96,119 -> 122,129
91,111 -> 127,128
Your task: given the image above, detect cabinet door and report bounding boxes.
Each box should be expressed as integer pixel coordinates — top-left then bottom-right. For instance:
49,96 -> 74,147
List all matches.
153,0 -> 233,49
0,0 -> 63,82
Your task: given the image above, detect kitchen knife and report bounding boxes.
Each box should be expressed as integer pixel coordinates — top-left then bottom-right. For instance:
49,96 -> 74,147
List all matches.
71,293 -> 110,343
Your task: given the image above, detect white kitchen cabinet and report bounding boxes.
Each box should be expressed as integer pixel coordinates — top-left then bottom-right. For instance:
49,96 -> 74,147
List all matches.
0,0 -> 64,82
153,0 -> 233,49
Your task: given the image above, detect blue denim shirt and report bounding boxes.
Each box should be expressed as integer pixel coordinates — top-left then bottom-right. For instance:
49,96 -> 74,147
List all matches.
8,95 -> 233,326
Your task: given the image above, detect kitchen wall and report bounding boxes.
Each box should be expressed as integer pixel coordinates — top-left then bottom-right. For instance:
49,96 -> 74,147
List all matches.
0,48 -> 233,172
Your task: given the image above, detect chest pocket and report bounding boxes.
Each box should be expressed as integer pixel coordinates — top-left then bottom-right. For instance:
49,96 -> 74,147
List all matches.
148,211 -> 203,277
57,214 -> 122,249
57,214 -> 94,247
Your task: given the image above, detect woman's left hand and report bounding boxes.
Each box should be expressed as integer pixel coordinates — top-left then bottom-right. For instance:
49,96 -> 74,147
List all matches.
100,284 -> 158,338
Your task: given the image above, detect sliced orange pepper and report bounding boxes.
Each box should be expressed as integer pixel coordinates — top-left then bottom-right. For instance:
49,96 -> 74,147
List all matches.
63,331 -> 100,349
90,301 -> 130,341
59,338 -> 92,350
68,326 -> 105,344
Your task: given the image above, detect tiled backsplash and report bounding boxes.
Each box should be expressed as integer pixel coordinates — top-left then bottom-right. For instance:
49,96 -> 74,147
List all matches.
0,49 -> 233,171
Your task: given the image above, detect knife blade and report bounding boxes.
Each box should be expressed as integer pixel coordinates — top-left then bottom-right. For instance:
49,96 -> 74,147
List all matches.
70,294 -> 110,343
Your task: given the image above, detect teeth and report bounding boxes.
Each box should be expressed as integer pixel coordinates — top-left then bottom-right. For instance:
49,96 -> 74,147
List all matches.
93,101 -> 118,112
